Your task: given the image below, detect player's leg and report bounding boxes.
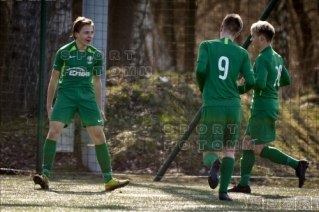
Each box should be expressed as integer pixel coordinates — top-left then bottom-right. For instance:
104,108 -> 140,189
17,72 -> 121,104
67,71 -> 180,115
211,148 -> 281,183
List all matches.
257,145 -> 308,187
86,125 -> 130,190
79,93 -> 129,190
240,134 -> 256,186
231,135 -> 255,193
203,151 -> 221,189
228,135 -> 255,193
44,121 -> 65,176
218,148 -> 235,201
251,109 -> 308,187
218,106 -> 241,201
86,125 -> 112,182
33,121 -> 65,189
199,107 -> 223,190
34,91 -> 75,189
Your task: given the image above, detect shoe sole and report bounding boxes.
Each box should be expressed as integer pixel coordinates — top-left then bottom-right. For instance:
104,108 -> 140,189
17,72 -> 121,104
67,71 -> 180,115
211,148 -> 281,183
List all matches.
208,177 -> 219,189
227,188 -> 251,194
219,193 -> 232,201
298,162 -> 309,188
33,175 -> 49,189
105,181 -> 130,191
208,160 -> 221,189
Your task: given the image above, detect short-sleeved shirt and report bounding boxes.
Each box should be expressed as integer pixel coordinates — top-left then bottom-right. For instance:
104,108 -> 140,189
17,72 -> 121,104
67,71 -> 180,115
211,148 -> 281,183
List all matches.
53,41 -> 103,91
251,46 -> 290,110
196,38 -> 254,107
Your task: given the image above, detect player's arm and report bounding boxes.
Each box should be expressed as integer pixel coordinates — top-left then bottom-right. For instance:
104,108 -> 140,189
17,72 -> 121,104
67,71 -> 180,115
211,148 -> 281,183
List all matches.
47,49 -> 63,118
47,70 -> 60,118
93,51 -> 106,121
279,64 -> 291,87
92,76 -> 106,121
238,52 -> 255,94
92,76 -> 103,110
196,42 -> 208,93
253,58 -> 267,92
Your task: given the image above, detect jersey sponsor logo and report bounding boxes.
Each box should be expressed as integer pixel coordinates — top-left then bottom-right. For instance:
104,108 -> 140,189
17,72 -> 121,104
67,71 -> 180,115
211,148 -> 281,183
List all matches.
87,56 -> 93,64
65,67 -> 90,77
97,119 -> 103,122
69,55 -> 76,58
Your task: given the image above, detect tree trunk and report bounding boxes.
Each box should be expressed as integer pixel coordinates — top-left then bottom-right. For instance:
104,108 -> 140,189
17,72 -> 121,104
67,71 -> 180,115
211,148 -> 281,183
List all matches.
0,1 -> 72,123
183,0 -> 197,73
151,1 -> 177,71
1,2 -> 42,122
107,0 -> 134,69
291,0 -> 315,86
273,0 -> 292,98
173,0 -> 198,73
0,1 -> 11,125
130,0 -> 174,74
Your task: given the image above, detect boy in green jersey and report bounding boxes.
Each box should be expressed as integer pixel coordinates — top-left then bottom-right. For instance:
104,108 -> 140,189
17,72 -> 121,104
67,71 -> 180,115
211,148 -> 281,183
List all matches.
228,21 -> 308,194
33,17 -> 129,191
196,14 -> 255,201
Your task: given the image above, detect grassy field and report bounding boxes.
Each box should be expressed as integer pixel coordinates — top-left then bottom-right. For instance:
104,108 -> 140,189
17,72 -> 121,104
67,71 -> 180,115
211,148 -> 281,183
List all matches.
1,173 -> 319,211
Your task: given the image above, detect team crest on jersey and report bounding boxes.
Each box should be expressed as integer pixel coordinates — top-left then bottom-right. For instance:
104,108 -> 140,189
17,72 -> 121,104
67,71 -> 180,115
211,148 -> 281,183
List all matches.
87,56 -> 93,64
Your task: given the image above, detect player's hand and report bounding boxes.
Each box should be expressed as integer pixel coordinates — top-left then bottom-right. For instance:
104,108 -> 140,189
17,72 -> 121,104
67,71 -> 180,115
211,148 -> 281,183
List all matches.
239,77 -> 245,85
101,110 -> 107,122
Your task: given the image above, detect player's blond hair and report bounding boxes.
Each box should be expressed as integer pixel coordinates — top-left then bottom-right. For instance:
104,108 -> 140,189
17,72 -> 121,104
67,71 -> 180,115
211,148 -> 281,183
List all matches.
70,16 -> 94,40
250,21 -> 275,42
222,14 -> 243,35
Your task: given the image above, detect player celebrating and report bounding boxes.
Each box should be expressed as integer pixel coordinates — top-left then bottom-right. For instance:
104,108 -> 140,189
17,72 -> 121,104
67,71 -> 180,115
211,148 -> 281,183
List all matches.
33,17 -> 129,191
196,14 -> 255,201
228,21 -> 308,194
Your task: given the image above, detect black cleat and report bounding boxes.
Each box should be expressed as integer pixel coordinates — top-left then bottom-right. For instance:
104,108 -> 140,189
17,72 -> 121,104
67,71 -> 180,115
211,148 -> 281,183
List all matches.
219,192 -> 232,201
295,160 -> 309,188
228,184 -> 251,194
208,159 -> 221,189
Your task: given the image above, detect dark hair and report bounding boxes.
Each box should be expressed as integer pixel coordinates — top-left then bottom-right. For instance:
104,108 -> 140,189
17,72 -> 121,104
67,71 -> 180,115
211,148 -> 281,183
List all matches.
222,14 -> 243,35
250,21 -> 275,42
70,16 -> 94,40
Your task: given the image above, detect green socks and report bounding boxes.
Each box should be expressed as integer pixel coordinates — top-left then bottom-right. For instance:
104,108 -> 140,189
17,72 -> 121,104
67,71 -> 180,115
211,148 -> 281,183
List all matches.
203,152 -> 219,168
95,143 -> 113,183
43,139 -> 57,179
260,146 -> 299,169
239,150 -> 255,186
219,157 -> 235,193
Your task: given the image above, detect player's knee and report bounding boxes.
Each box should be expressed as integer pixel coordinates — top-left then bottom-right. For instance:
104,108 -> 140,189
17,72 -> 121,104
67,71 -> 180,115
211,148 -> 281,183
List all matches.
222,149 -> 235,158
47,128 -> 63,140
253,144 -> 266,156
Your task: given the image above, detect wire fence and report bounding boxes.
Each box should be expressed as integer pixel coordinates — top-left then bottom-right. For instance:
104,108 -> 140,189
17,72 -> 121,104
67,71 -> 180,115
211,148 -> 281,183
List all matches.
0,0 -> 318,179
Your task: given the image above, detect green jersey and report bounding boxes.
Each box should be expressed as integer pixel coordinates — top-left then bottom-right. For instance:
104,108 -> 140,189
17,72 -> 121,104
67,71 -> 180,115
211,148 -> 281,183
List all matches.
53,41 -> 103,90
196,38 -> 255,107
251,46 -> 291,110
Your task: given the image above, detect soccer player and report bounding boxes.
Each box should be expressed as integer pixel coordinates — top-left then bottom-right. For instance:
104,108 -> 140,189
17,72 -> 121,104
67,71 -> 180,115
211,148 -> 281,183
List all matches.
196,14 -> 255,201
228,21 -> 308,194
33,17 -> 129,191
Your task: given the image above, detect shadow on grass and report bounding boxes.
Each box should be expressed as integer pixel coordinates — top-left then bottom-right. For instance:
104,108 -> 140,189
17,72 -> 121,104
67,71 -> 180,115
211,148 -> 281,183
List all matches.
1,203 -> 131,211
128,182 -> 250,210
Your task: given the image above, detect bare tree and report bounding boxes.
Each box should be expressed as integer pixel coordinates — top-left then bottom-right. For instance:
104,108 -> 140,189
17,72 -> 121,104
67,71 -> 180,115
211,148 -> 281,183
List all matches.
0,1 -> 11,124
130,0 -> 173,73
0,1 -> 72,123
107,0 -> 134,69
273,0 -> 292,98
291,0 -> 315,86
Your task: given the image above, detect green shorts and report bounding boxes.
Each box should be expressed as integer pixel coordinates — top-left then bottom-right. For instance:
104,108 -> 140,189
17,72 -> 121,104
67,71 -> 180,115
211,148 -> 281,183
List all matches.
245,109 -> 278,144
199,106 -> 242,151
50,87 -> 103,127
